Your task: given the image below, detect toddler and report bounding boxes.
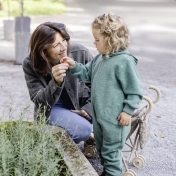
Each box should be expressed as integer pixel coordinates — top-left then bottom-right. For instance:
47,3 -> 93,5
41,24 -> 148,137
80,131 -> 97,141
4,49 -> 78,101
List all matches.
61,12 -> 143,176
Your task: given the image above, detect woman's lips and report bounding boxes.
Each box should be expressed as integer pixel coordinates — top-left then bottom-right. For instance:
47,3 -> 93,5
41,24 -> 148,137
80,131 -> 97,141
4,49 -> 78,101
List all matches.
59,51 -> 67,57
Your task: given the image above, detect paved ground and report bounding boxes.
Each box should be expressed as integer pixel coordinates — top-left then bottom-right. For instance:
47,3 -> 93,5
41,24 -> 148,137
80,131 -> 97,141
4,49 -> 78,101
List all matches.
0,0 -> 176,175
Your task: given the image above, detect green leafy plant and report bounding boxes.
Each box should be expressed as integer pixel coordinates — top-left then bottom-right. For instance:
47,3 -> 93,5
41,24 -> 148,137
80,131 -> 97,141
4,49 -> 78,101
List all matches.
0,110 -> 72,176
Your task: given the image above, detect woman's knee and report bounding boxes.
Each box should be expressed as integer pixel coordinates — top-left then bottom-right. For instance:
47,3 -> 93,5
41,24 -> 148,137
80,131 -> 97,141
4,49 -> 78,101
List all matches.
73,122 -> 92,143
49,106 -> 92,143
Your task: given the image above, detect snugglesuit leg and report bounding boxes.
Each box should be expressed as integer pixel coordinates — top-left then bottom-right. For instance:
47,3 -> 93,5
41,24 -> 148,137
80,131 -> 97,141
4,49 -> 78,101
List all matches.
93,117 -> 130,176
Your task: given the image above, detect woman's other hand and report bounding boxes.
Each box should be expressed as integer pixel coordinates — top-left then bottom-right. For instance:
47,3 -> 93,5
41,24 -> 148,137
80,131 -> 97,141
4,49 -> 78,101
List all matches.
52,63 -> 68,86
117,112 -> 131,126
60,57 -> 76,68
71,109 -> 91,120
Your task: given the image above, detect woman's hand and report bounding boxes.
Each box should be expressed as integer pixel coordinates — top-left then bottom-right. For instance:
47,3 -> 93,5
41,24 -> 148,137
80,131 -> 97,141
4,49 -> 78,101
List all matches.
71,109 -> 91,120
52,63 -> 68,86
117,112 -> 131,126
60,57 -> 76,68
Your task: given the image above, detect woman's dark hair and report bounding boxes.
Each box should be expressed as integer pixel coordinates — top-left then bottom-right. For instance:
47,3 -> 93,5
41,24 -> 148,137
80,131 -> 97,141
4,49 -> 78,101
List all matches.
29,22 -> 70,75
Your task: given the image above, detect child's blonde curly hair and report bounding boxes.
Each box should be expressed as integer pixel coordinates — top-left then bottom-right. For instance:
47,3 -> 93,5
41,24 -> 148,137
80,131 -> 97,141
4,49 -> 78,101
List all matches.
92,12 -> 130,56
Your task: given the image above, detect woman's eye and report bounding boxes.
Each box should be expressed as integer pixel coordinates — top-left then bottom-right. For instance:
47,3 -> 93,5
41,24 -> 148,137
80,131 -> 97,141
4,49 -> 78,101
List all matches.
63,39 -> 67,43
53,43 -> 60,48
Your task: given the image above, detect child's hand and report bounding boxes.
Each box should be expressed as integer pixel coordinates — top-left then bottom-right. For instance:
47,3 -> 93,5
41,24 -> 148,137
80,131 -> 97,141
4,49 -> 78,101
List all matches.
117,112 -> 131,126
60,57 -> 76,68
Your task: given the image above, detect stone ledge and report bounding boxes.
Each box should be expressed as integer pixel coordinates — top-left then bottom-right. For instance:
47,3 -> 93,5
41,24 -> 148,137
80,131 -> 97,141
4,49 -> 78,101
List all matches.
46,125 -> 99,176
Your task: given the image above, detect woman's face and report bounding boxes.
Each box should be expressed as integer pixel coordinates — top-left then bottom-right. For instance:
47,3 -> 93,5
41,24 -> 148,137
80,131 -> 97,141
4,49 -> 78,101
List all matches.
47,32 -> 68,65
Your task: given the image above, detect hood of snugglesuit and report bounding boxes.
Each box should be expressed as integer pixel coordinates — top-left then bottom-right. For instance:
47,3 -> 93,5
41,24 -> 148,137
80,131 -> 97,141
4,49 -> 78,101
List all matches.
102,49 -> 138,65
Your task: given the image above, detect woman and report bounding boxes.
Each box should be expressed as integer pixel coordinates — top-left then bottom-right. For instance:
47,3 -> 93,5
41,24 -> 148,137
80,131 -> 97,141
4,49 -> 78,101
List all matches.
23,22 -> 93,144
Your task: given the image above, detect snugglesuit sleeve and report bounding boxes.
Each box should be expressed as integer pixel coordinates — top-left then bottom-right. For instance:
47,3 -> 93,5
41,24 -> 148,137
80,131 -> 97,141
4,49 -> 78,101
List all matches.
70,59 -> 94,83
117,57 -> 143,115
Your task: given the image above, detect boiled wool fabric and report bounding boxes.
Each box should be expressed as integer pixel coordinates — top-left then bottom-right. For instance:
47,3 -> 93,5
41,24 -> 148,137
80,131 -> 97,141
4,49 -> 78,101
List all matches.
70,49 -> 143,120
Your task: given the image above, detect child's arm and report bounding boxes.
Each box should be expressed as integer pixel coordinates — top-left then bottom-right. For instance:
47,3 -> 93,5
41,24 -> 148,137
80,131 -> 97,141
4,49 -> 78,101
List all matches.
117,112 -> 131,126
117,56 -> 143,125
61,56 -> 95,83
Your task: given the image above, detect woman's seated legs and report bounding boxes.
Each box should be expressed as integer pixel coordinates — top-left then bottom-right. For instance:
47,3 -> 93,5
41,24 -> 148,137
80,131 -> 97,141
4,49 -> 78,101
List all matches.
49,105 -> 92,144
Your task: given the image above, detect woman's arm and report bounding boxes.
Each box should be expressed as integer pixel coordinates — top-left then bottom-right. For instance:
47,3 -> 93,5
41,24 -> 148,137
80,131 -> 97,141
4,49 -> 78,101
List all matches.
22,58 -> 64,110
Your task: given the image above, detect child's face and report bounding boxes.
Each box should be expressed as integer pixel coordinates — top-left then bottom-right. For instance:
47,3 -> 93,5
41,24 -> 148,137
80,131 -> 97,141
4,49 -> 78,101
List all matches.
92,28 -> 106,55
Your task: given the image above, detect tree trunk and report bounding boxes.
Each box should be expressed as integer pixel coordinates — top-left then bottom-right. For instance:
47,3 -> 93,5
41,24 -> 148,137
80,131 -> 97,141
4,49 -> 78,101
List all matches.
0,1 -> 3,10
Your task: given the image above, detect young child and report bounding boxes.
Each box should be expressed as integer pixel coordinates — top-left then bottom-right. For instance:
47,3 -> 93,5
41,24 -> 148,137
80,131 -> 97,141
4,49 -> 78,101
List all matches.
61,12 -> 143,176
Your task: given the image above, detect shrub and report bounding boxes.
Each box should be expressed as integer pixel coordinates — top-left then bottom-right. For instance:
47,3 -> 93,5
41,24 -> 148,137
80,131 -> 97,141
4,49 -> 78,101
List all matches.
0,0 -> 66,17
0,114 -> 71,175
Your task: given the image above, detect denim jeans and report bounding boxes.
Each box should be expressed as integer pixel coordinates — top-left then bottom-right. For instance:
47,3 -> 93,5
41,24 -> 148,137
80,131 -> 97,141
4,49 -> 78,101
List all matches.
49,104 -> 92,144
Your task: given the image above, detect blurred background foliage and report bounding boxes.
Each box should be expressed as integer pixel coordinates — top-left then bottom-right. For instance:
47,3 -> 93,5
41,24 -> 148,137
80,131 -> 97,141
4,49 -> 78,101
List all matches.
0,0 -> 66,17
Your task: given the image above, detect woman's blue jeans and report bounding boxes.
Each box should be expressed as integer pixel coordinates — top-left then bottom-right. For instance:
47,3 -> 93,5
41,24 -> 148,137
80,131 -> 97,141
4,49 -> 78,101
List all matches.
48,104 -> 92,144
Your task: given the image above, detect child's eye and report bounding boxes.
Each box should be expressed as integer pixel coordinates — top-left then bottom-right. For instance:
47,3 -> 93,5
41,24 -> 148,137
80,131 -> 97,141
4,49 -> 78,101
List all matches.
96,40 -> 99,42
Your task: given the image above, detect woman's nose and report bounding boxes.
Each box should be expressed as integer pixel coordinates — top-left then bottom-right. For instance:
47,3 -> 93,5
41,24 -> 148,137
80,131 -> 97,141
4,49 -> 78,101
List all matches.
60,42 -> 67,50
